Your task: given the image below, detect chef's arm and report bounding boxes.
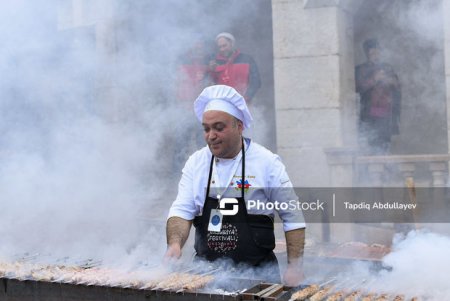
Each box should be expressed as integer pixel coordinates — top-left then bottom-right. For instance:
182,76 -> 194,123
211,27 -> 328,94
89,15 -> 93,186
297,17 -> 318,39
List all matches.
165,216 -> 193,259
283,228 -> 305,286
285,228 -> 305,264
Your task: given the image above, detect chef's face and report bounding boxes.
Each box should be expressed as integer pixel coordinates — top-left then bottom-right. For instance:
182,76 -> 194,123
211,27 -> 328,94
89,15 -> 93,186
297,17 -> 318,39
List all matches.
202,111 -> 243,159
217,37 -> 233,57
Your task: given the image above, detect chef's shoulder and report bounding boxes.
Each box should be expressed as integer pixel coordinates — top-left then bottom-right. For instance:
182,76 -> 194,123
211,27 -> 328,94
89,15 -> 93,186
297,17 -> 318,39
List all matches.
248,141 -> 293,187
248,141 -> 285,168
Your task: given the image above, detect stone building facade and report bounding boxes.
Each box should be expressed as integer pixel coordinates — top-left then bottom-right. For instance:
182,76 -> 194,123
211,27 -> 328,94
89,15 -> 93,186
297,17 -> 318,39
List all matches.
57,0 -> 450,243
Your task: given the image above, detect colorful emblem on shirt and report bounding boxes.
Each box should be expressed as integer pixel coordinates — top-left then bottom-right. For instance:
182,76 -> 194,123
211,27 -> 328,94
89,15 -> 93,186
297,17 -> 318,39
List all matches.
235,179 -> 251,191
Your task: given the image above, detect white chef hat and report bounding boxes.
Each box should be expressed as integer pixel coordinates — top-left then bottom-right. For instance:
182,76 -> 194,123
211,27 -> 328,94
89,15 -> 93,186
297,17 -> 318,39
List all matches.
215,32 -> 235,47
194,85 -> 253,129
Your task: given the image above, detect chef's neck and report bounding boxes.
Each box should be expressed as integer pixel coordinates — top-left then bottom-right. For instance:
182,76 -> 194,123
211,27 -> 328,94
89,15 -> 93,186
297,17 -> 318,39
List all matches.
219,137 -> 244,159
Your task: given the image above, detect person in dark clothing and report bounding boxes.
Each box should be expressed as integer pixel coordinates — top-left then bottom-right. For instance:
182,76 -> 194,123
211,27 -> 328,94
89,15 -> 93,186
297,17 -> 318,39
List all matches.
209,32 -> 261,103
355,39 -> 401,154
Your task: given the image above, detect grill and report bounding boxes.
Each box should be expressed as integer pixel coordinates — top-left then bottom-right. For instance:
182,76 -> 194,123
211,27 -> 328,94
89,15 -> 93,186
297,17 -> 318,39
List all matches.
0,256 -> 423,301
0,277 -> 294,301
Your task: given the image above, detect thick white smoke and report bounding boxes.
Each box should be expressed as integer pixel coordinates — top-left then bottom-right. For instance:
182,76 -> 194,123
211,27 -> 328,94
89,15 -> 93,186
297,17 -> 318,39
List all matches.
354,0 -> 447,155
0,0 -> 272,270
332,229 -> 450,300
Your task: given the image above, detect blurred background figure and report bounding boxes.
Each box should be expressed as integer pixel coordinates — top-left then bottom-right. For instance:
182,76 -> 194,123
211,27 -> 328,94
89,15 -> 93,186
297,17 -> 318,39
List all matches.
176,38 -> 212,103
209,32 -> 261,104
172,38 -> 213,178
355,38 -> 401,155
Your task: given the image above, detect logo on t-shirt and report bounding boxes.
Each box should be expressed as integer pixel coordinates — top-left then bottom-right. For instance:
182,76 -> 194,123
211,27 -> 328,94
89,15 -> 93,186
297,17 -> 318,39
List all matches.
235,179 -> 251,192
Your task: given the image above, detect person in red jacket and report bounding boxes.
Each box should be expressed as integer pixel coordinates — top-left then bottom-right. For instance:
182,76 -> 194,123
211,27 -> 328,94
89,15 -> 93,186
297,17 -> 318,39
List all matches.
172,39 -> 213,176
209,32 -> 261,103
176,39 -> 212,104
355,39 -> 401,154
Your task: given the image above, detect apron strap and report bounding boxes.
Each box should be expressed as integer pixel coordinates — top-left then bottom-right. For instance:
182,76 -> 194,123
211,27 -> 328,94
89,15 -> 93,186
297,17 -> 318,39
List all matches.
241,137 -> 245,199
205,155 -> 215,199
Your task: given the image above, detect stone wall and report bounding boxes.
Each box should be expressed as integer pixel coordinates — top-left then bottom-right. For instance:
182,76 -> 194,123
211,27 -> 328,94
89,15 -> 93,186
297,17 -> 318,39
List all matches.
445,0 -> 450,163
272,0 -> 357,187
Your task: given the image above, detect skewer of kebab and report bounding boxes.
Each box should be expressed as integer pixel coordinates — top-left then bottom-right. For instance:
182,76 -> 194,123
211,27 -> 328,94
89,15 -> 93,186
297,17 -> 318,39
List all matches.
31,265 -> 60,282
343,290 -> 361,301
392,295 -> 405,301
360,293 -> 377,301
31,264 -> 81,282
161,273 -> 194,291
3,261 -> 36,280
324,277 -> 361,301
309,286 -> 333,301
182,274 -> 214,291
325,291 -> 344,301
375,294 -> 389,301
141,266 -> 195,289
149,274 -> 179,290
289,284 -> 320,301
111,270 -> 155,288
152,272 -> 202,290
289,278 -> 336,301
179,268 -> 218,292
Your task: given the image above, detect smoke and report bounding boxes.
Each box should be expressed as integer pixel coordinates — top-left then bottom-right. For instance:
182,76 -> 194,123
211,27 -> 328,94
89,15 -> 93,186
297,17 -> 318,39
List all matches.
329,230 -> 450,300
354,0 -> 447,156
0,0 -> 269,268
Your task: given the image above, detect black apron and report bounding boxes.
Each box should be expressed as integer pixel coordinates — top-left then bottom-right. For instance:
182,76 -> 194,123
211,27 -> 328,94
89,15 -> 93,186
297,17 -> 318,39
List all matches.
193,141 -> 277,267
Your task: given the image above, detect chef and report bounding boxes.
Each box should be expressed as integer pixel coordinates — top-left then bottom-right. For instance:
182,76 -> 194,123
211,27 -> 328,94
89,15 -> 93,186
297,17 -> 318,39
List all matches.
165,85 -> 305,285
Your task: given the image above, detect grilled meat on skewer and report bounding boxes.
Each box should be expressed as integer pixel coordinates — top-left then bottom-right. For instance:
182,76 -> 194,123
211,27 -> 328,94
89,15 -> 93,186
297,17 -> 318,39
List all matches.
150,272 -> 214,291
393,295 -> 405,301
154,273 -> 193,290
290,284 -> 320,301
310,286 -> 333,301
325,291 -> 344,301
182,274 -> 214,291
375,294 -> 389,301
343,291 -> 360,301
361,293 -> 376,301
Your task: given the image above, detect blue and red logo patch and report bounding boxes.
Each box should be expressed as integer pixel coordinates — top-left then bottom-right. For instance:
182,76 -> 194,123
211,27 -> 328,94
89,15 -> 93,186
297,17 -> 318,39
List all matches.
235,179 -> 251,191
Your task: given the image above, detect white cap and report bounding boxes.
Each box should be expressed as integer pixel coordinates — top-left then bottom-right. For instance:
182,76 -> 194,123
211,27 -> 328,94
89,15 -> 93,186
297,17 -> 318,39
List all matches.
215,32 -> 235,47
194,85 -> 253,129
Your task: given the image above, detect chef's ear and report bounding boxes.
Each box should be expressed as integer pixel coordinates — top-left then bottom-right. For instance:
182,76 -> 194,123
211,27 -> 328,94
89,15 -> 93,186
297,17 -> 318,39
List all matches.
236,119 -> 244,133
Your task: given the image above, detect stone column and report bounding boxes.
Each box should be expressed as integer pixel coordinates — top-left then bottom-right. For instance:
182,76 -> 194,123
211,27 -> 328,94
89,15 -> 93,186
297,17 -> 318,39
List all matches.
429,161 -> 447,187
445,0 -> 450,170
272,0 -> 357,187
324,147 -> 356,186
272,0 -> 359,245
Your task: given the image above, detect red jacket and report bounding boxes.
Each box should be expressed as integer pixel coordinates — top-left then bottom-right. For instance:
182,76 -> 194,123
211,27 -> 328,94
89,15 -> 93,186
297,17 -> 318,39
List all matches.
210,50 -> 261,101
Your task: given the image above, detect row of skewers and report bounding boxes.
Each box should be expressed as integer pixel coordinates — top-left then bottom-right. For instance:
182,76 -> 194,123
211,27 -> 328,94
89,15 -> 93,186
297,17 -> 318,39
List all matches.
0,260 -> 214,292
290,282 -> 420,301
